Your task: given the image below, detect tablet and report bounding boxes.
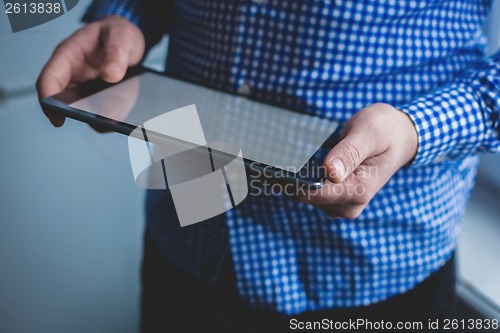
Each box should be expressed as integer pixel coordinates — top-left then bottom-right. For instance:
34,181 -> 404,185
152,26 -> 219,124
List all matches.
41,67 -> 339,189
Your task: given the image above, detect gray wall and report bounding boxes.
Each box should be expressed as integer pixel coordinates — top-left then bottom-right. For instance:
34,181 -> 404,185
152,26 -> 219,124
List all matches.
0,2 -> 144,333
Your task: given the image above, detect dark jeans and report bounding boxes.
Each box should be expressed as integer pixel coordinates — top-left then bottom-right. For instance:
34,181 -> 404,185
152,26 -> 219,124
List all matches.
140,232 -> 457,333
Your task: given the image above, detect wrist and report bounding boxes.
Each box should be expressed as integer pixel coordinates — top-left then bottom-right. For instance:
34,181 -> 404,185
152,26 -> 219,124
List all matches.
393,106 -> 419,166
368,103 -> 418,167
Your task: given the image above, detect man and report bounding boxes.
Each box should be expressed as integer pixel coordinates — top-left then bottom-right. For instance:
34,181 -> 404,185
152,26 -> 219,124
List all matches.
37,0 -> 500,332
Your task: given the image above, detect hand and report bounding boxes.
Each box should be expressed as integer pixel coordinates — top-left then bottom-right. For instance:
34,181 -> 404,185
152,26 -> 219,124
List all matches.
297,103 -> 418,219
36,15 -> 145,127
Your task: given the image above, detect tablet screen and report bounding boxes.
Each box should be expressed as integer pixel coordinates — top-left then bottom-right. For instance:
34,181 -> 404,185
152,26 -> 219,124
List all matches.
70,72 -> 338,171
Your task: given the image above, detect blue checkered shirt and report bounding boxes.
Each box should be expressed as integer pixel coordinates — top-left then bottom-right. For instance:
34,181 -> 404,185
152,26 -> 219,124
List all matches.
85,0 -> 500,314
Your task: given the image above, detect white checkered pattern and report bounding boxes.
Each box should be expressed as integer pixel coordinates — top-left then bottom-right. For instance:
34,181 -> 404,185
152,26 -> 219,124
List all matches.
85,0 -> 500,315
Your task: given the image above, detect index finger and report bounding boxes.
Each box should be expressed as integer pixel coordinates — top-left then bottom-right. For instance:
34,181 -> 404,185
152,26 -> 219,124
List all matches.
37,43 -> 75,99
36,45 -> 73,126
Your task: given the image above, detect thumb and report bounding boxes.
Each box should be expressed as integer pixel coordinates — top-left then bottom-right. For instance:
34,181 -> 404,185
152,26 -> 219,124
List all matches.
324,131 -> 374,183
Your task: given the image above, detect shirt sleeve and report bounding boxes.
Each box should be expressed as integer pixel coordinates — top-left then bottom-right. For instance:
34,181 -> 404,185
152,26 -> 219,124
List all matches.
396,52 -> 500,166
397,50 -> 500,167
82,0 -> 172,50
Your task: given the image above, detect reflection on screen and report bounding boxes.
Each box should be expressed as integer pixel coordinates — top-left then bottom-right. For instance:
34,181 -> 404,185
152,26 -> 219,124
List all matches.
71,72 -> 338,171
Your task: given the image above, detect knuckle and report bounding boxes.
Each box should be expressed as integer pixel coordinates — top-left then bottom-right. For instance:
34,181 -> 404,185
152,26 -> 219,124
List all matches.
342,142 -> 362,169
104,45 -> 123,59
73,23 -> 96,38
86,21 -> 101,31
53,40 -> 68,55
53,38 -> 78,59
119,23 -> 136,38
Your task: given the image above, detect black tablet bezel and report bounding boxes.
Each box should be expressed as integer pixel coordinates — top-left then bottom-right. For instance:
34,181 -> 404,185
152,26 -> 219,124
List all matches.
41,66 -> 330,190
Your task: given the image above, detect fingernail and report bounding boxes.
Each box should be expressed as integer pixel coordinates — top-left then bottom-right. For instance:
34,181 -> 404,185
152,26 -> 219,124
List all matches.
104,63 -> 121,73
332,159 -> 345,181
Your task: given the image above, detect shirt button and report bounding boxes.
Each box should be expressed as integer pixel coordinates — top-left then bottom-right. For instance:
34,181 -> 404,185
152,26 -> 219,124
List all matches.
238,82 -> 252,97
